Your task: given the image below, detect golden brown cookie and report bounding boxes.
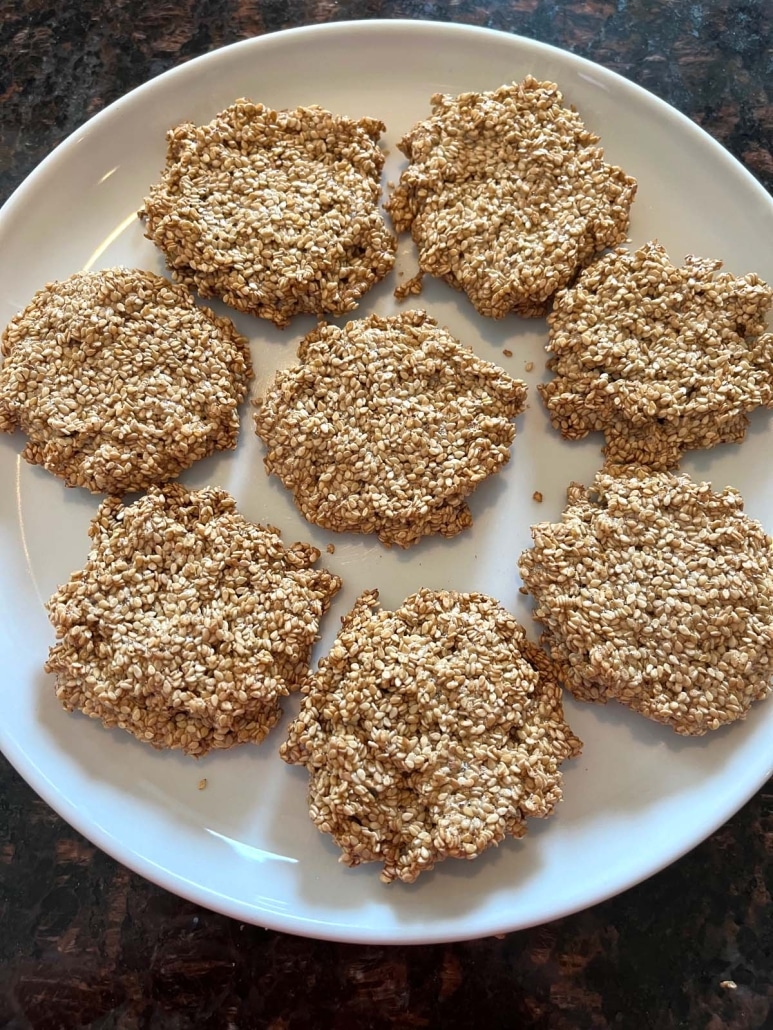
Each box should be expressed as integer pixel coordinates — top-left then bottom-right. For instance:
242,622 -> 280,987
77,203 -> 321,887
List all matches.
281,588 -> 581,882
519,466 -> 773,734
386,77 -> 636,318
46,483 -> 342,756
253,310 -> 527,548
0,268 -> 252,494
540,242 -> 773,469
142,100 -> 396,327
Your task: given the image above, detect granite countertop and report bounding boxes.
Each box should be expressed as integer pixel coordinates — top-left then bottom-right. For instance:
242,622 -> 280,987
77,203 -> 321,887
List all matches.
1,2 -> 772,1027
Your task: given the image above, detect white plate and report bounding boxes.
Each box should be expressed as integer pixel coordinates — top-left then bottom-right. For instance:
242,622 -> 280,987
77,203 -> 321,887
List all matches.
1,21 -> 772,945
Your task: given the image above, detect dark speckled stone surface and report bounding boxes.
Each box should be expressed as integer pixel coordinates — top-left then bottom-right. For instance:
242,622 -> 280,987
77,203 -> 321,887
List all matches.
1,2 -> 772,1027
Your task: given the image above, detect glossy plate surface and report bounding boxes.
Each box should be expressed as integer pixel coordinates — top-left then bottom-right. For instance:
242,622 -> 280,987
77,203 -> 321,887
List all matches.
1,21 -> 772,944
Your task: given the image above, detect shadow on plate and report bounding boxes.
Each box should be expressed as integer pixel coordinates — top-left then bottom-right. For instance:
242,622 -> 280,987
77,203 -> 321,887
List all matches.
32,662 -> 290,827
575,690 -> 741,756
269,756 -> 546,923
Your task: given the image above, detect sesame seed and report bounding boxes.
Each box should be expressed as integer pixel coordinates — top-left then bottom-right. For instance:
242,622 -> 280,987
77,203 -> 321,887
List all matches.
46,483 -> 341,756
519,466 -> 773,734
141,100 -> 396,328
540,241 -> 773,468
387,77 -> 636,318
0,269 -> 252,495
280,588 -> 582,882
254,310 -> 527,548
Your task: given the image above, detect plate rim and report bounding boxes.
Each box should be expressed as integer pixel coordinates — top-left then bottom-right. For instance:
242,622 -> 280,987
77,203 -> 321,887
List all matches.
1,18 -> 772,945
3,19 -> 771,228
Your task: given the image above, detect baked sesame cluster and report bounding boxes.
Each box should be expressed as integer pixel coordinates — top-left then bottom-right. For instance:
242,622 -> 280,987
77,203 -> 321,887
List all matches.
46,484 -> 342,756
2,77 -> 770,885
0,269 -> 252,494
386,77 -> 637,317
254,310 -> 527,547
281,589 -> 582,882
519,466 -> 773,734
142,100 -> 396,327
541,242 -> 773,468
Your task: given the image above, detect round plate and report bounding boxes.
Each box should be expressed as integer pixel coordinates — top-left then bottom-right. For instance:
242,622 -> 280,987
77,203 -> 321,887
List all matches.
1,21 -> 772,945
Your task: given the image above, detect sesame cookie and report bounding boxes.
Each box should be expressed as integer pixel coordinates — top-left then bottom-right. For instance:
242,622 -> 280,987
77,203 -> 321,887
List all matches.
519,466 -> 773,735
46,483 -> 342,756
540,242 -> 773,469
254,310 -> 527,548
0,269 -> 252,494
281,589 -> 582,883
141,100 -> 396,327
386,77 -> 636,318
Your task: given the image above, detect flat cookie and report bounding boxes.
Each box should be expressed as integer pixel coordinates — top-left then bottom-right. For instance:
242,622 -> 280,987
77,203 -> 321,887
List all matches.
142,100 -> 396,327
281,589 -> 582,883
519,466 -> 773,734
46,484 -> 342,756
540,241 -> 773,469
386,77 -> 636,318
0,269 -> 252,494
254,310 -> 527,548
